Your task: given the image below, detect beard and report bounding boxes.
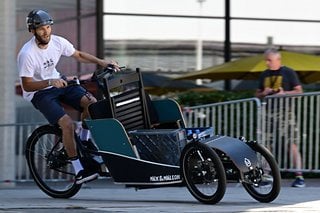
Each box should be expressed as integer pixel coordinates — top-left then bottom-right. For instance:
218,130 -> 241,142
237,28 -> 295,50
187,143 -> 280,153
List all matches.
34,32 -> 50,46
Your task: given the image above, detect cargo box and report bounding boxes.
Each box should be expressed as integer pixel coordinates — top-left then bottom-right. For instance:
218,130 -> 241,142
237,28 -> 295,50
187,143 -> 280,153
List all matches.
129,129 -> 187,165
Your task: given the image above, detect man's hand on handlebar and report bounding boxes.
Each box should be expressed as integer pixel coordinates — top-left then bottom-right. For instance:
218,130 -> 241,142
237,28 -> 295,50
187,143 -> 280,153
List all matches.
100,59 -> 120,72
91,63 -> 126,83
49,75 -> 82,88
49,78 -> 68,88
105,63 -> 124,73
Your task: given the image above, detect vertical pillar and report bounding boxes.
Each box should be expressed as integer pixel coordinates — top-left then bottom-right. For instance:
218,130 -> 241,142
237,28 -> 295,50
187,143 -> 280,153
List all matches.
224,0 -> 231,90
196,0 -> 206,71
195,0 -> 206,85
77,0 -> 82,78
96,0 -> 104,60
0,0 -> 16,187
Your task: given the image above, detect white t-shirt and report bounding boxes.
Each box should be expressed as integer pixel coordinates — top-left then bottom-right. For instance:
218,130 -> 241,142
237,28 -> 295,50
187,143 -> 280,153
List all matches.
17,35 -> 76,101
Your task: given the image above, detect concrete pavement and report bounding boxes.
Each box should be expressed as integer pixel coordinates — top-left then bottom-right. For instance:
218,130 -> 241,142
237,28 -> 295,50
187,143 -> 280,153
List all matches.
0,178 -> 319,212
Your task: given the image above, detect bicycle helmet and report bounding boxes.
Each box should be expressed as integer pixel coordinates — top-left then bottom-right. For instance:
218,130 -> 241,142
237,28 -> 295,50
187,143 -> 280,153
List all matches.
26,9 -> 53,32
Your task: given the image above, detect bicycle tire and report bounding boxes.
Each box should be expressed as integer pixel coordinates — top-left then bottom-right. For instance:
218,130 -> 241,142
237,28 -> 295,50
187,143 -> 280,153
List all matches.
242,142 -> 281,203
181,142 -> 226,204
25,125 -> 81,198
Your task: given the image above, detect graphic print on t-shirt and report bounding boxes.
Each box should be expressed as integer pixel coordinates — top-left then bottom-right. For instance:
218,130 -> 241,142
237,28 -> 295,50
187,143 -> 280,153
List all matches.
264,75 -> 283,91
43,58 -> 54,69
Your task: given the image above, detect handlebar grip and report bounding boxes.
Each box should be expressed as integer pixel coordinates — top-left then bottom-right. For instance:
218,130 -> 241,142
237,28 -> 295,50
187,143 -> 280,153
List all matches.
61,75 -> 81,86
68,78 -> 80,85
93,65 -> 126,81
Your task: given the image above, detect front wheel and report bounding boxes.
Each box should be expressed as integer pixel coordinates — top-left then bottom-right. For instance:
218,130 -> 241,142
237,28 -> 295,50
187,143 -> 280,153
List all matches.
181,142 -> 226,204
242,142 -> 281,203
25,125 -> 81,198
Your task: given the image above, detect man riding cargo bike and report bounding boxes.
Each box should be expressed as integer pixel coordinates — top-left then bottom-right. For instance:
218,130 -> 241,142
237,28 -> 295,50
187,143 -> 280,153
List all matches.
17,9 -> 118,185
20,9 -> 281,205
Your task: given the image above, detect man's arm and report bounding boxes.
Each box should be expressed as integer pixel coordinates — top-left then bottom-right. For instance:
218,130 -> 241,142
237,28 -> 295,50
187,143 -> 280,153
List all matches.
277,68 -> 303,95
278,85 -> 303,95
255,89 -> 264,99
255,87 -> 274,99
21,77 -> 50,92
256,85 -> 303,98
71,50 -> 116,68
21,77 -> 67,92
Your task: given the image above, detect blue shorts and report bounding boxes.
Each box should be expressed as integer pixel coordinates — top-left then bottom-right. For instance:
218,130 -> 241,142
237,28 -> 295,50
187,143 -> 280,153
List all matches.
31,86 -> 89,124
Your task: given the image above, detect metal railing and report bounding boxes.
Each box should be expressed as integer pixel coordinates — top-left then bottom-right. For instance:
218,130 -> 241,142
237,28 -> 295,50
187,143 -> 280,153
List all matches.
184,92 -> 320,173
183,97 -> 261,140
0,122 -> 46,182
2,92 -> 320,182
262,92 -> 320,173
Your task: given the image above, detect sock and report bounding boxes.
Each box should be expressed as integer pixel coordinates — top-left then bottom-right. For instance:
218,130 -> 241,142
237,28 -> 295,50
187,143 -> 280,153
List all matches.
71,158 -> 84,175
80,128 -> 91,141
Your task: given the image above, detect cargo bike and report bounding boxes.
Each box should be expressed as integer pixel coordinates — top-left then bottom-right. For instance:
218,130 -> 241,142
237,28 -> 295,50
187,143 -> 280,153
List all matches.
25,66 -> 281,204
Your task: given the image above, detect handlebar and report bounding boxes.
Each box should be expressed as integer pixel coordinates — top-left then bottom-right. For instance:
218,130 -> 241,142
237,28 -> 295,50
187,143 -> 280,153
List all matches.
61,64 -> 126,87
92,64 -> 126,82
60,75 -> 81,86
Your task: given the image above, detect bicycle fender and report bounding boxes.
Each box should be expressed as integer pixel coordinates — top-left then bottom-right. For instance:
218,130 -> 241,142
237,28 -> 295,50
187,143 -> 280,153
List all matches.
204,135 -> 258,173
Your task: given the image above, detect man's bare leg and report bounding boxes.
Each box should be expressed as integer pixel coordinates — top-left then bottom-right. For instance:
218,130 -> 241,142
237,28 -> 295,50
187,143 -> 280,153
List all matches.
58,115 -> 77,158
58,114 -> 98,184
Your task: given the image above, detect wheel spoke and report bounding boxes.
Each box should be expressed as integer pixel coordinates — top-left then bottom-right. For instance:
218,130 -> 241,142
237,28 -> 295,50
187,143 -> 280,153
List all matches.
242,143 -> 281,203
181,142 -> 226,204
25,125 -> 81,198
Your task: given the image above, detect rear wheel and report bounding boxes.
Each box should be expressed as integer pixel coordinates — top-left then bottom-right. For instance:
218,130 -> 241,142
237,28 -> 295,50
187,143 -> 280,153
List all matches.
242,142 -> 281,203
181,142 -> 226,204
25,125 -> 81,198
